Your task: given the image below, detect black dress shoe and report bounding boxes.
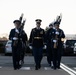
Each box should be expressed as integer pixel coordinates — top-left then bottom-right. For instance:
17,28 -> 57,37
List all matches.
17,65 -> 21,69
35,66 -> 39,70
38,64 -> 41,69
57,67 -> 61,69
53,67 -> 56,70
51,66 -> 54,69
14,68 -> 17,70
52,67 -> 56,70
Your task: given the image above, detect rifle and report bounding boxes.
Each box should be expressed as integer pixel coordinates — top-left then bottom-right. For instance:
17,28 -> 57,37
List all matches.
13,13 -> 26,46
20,18 -> 26,32
53,13 -> 62,48
55,13 -> 62,24
19,15 -> 26,65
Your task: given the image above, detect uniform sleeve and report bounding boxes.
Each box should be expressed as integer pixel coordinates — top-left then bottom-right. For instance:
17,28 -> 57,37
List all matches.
29,29 -> 33,44
21,30 -> 28,45
9,30 -> 13,40
25,33 -> 28,41
43,29 -> 47,44
45,29 -> 49,42
23,31 -> 28,41
60,30 -> 65,38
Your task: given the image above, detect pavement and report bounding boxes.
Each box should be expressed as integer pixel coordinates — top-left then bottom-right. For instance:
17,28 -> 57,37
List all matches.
0,55 -> 76,75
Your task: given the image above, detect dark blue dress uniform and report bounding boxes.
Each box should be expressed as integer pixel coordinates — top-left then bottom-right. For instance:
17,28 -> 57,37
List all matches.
29,27 -> 45,70
46,26 -> 55,66
52,27 -> 65,70
9,28 -> 27,70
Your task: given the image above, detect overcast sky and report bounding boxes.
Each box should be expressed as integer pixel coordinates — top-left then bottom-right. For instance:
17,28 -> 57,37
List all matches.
0,0 -> 76,37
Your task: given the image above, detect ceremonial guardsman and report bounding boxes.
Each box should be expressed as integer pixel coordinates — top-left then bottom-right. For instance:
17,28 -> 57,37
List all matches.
29,19 -> 45,70
9,20 -> 27,70
52,22 -> 65,70
46,23 -> 55,67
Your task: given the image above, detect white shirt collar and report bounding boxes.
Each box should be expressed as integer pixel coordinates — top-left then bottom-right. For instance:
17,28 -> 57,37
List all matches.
36,27 -> 40,29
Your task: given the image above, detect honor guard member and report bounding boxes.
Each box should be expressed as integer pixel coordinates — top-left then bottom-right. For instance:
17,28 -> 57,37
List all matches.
52,22 -> 65,70
29,19 -> 45,70
46,23 -> 55,67
9,20 -> 27,70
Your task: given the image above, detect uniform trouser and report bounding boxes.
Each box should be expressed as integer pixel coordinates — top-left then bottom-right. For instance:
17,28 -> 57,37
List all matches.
52,48 -> 62,68
20,45 -> 26,62
47,46 -> 53,65
20,49 -> 25,62
33,47 -> 43,67
12,46 -> 20,69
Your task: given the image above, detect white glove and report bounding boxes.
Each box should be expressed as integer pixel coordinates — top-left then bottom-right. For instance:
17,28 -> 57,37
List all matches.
15,29 -> 19,33
29,46 -> 32,49
43,45 -> 47,49
53,40 -> 57,43
55,31 -> 59,35
13,37 -> 18,40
